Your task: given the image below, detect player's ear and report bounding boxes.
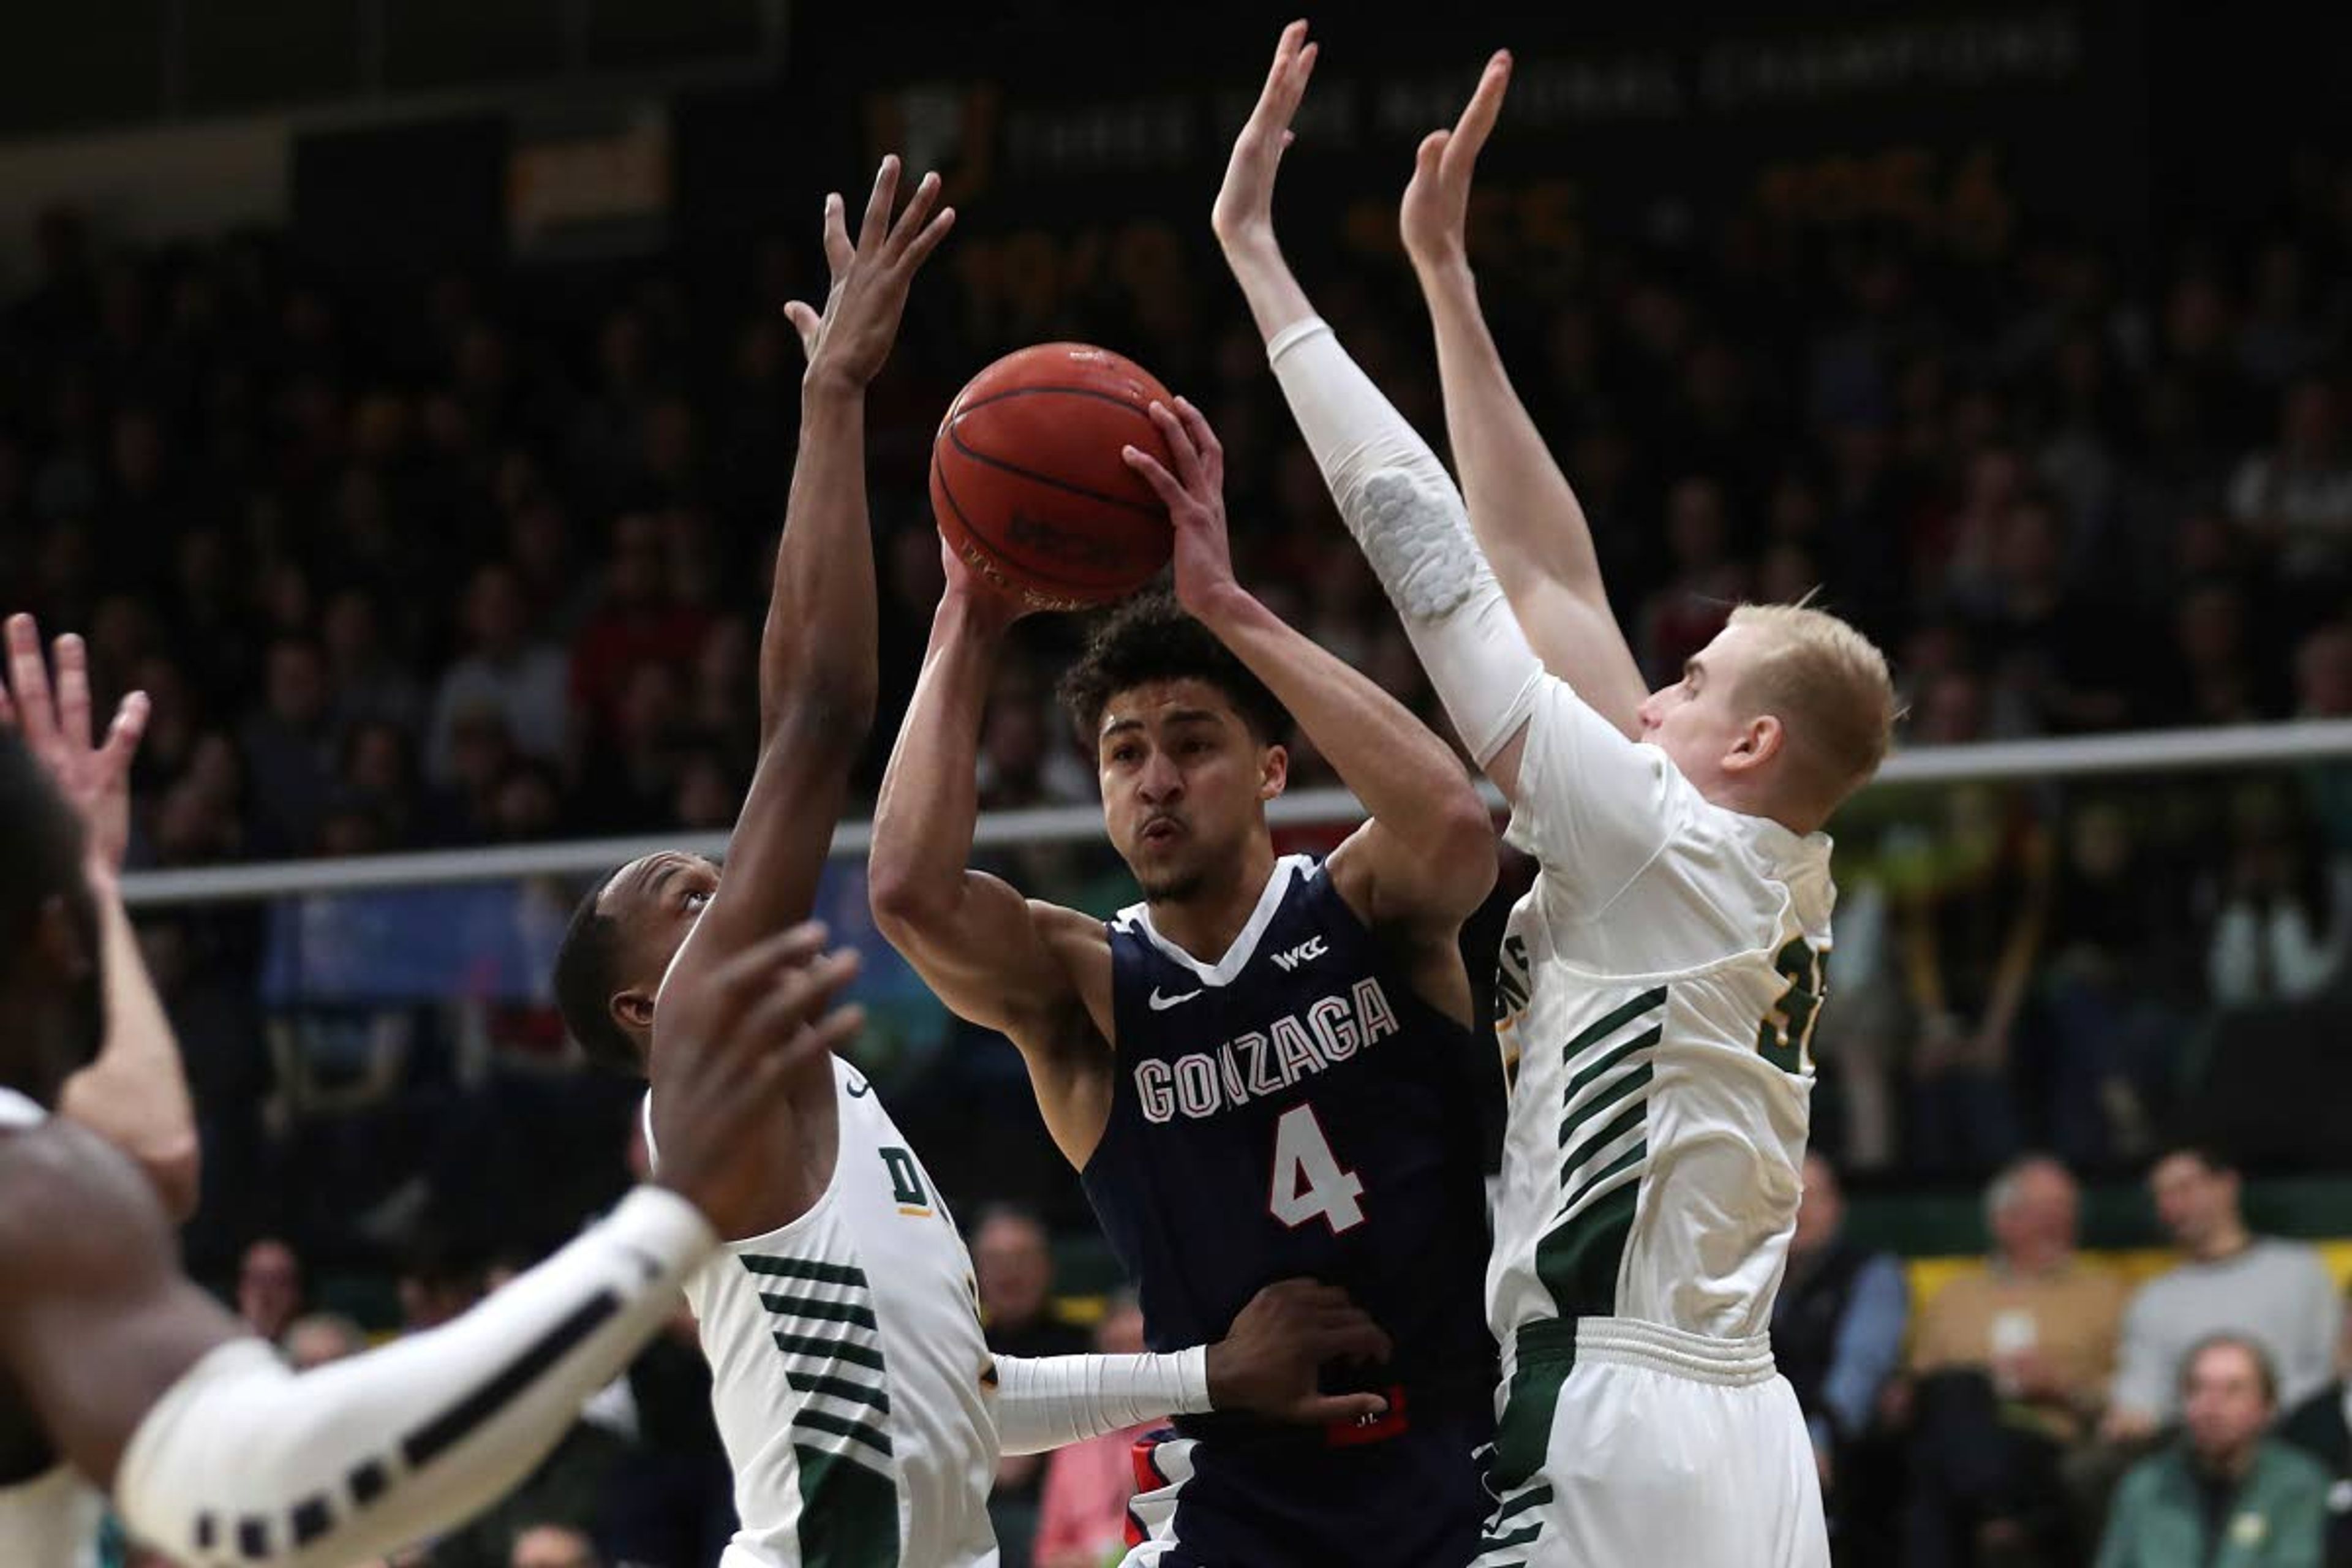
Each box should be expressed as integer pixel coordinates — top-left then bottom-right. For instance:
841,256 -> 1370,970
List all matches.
612,988 -> 656,1035
1726,714 -> 1783,774
1256,741 -> 1289,802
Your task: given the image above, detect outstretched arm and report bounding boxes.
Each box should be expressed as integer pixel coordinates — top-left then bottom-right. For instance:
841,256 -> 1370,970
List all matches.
867,564 -> 1107,1166
1212,24 -> 1542,804
1400,54 -> 1648,736
992,1279 -> 1392,1454
661,158 -> 953,1000
2,614 -> 198,1219
1125,397 -> 1495,948
5,924 -> 862,1568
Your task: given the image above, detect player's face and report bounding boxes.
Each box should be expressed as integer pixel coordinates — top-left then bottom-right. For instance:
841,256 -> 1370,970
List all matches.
1635,623 -> 1773,791
1096,679 -> 1282,902
599,850 -> 722,1054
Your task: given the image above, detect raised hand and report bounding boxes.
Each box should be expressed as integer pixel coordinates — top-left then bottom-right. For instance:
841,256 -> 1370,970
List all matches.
1212,21 -> 1319,254
1400,49 -> 1511,277
1,613 -> 149,875
648,920 -> 865,1240
1204,1278 -> 1395,1426
1121,398 -> 1240,620
783,155 -> 957,392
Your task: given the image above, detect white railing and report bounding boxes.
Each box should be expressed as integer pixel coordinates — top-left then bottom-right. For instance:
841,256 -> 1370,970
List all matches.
116,718 -> 2352,908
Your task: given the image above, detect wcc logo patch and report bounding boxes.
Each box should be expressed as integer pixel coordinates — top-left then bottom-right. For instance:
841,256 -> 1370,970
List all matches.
1270,937 -> 1328,973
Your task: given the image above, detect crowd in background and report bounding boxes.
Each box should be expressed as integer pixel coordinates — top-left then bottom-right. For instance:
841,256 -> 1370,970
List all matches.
12,123 -> 2352,1568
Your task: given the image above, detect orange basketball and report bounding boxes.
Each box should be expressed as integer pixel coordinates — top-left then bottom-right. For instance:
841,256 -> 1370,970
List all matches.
929,343 -> 1177,611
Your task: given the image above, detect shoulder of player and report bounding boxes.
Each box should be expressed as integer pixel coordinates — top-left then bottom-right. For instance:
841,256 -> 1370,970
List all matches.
0,1122 -> 170,1300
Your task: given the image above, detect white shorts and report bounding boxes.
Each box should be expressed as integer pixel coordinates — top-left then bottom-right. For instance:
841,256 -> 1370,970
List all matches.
1474,1316 -> 1828,1568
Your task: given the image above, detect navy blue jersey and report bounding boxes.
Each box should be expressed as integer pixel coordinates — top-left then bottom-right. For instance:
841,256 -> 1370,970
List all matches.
1082,854 -> 1499,1402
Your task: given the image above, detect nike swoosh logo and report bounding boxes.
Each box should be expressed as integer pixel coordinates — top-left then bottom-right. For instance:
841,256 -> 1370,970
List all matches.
1148,987 -> 1203,1011
845,1075 -> 872,1098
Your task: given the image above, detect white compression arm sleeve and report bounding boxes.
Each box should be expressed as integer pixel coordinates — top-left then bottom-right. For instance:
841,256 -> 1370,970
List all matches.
992,1348 -> 1212,1457
115,1187 -> 713,1568
1266,315 -> 1544,767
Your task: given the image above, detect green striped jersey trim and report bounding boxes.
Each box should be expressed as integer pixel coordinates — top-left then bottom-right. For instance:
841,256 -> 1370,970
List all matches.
1561,987 -> 1665,1058
741,1253 -> 870,1289
760,1292 -> 880,1330
787,1370 -> 891,1414
772,1330 -> 888,1373
796,1406 -> 895,1460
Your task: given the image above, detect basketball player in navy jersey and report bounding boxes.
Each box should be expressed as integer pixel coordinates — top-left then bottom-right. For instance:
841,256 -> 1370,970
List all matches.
871,394 -> 1504,1565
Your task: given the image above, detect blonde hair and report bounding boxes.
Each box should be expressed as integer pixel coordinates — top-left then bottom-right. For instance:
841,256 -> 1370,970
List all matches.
1725,602 -> 1896,808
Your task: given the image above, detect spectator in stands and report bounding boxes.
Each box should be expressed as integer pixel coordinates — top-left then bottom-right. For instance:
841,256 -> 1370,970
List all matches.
2041,801 -> 2193,1166
974,1204 -> 1088,1360
1034,1290 -> 1156,1568
235,1235 -> 303,1342
1773,1152 -> 1907,1553
974,1204 -> 1089,1550
2096,1336 -> 2329,1567
239,634 -> 339,854
569,510 -> 709,745
1895,782 -> 2052,1173
2277,1283 -> 2352,1568
396,1235 -> 485,1333
2231,375 -> 2352,602
281,1311 -> 368,1371
428,561 -> 570,788
2106,1147 -> 2345,1442
2206,783 -> 2351,1007
1905,1156 -> 2130,1565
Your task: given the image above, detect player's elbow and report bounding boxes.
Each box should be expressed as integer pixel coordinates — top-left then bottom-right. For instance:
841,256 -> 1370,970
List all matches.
866,862 -> 959,948
1426,790 -> 1501,911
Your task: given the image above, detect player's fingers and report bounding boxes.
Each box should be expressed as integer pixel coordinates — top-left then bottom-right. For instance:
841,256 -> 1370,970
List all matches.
1171,396 -> 1223,480
1314,1320 -> 1396,1367
782,301 -> 821,358
804,1001 -> 867,1056
1414,129 -> 1450,180
1121,446 -> 1186,511
1143,402 -> 1205,491
4,614 -> 58,745
859,156 -> 902,253
53,633 -> 92,750
99,691 -> 149,773
1450,50 -> 1511,164
886,170 -> 942,257
1300,1392 -> 1389,1425
1253,21 -> 1308,121
821,193 -> 853,281
897,205 -> 957,273
719,919 -> 831,990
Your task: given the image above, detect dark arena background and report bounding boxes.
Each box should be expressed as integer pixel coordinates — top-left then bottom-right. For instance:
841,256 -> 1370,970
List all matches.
2,2 -> 2351,1564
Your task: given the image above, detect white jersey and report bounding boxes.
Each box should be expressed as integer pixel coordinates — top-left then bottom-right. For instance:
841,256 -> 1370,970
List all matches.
0,1087 -> 104,1568
646,1058 -> 999,1568
1486,676 -> 1834,1346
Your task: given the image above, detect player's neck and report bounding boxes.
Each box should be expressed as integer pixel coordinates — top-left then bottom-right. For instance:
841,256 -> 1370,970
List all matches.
1147,839 -> 1279,964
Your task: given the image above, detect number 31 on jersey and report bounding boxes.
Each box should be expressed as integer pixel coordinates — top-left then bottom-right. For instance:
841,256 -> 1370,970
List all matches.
1268,1105 -> 1365,1234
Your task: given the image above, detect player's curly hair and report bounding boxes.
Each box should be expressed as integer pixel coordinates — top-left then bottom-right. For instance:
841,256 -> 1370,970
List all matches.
1057,592 -> 1293,748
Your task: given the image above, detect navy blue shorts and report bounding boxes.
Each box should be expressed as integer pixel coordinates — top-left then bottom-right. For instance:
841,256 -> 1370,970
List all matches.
1123,1398 -> 1490,1567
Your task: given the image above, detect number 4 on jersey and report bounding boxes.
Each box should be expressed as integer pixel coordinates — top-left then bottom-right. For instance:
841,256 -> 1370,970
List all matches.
1268,1105 -> 1366,1235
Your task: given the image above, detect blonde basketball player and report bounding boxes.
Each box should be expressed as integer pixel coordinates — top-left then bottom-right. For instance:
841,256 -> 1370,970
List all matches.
1215,26 -> 1897,1566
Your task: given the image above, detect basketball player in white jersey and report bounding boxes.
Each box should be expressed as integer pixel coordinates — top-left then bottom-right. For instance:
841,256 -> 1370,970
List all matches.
0,623 -> 879,1567
551,159 -> 1394,1567
1215,27 -> 1898,1565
